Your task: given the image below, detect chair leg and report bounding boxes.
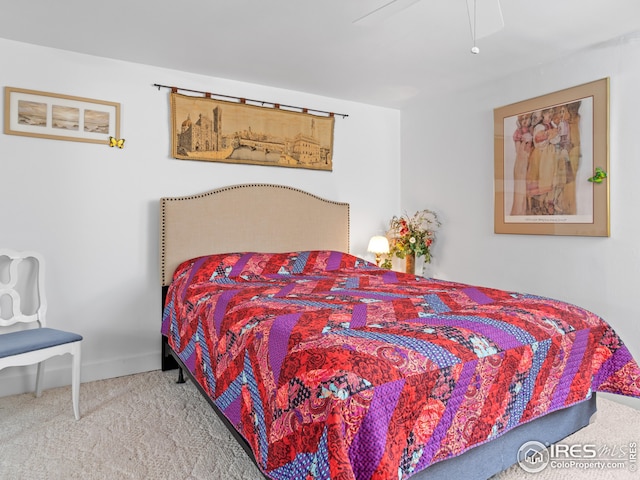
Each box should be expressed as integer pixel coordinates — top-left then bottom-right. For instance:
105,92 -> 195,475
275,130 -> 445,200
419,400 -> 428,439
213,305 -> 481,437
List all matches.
72,345 -> 81,420
35,361 -> 45,398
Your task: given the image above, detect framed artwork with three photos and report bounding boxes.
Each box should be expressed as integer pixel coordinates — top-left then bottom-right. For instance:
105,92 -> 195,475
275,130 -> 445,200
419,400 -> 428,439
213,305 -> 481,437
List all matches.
493,78 -> 609,237
4,87 -> 120,145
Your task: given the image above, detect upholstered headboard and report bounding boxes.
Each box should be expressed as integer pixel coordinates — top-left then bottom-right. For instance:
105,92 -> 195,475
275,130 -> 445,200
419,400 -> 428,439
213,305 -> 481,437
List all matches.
160,184 -> 350,286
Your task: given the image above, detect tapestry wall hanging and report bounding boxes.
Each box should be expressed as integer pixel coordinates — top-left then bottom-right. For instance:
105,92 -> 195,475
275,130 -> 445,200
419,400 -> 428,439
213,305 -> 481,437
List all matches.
171,93 -> 334,171
493,78 -> 609,237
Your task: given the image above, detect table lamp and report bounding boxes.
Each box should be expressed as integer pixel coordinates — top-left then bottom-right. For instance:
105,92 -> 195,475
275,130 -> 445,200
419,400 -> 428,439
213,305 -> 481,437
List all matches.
367,235 -> 390,267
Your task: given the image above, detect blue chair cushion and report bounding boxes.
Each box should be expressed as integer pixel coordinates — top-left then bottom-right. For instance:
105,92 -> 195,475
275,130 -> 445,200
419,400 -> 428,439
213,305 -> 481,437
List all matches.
0,328 -> 83,358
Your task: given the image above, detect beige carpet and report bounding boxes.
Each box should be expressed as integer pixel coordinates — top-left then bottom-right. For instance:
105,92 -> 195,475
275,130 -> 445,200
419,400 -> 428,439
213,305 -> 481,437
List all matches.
0,370 -> 638,480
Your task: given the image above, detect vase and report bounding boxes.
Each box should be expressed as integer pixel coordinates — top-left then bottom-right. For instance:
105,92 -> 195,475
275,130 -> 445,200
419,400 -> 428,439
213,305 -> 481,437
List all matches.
405,253 -> 415,274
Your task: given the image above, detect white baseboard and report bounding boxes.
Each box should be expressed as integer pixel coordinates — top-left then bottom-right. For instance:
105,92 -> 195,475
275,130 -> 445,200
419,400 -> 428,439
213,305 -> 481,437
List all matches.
0,351 -> 162,398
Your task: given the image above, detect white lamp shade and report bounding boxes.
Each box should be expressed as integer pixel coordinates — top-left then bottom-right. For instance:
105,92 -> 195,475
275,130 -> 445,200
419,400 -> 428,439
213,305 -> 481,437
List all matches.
367,235 -> 390,254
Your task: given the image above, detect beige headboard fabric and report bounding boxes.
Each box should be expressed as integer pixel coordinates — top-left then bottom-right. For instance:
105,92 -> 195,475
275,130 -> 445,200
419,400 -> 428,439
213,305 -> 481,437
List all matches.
160,184 -> 350,286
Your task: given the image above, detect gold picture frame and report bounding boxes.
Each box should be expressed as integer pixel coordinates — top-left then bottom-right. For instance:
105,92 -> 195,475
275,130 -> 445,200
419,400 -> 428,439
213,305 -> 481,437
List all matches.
171,93 -> 334,171
4,87 -> 120,145
494,78 -> 609,236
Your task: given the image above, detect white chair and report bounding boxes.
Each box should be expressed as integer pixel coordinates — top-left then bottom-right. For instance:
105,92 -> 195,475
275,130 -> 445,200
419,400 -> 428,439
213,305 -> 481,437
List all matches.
0,249 -> 82,420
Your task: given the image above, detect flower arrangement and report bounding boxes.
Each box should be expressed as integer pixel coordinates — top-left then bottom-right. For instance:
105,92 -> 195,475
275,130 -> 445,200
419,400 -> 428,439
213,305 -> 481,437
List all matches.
382,209 -> 441,269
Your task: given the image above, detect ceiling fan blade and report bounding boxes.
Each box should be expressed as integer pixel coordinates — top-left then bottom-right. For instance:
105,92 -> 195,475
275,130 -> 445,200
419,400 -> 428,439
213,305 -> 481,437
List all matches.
466,0 -> 504,39
353,0 -> 422,26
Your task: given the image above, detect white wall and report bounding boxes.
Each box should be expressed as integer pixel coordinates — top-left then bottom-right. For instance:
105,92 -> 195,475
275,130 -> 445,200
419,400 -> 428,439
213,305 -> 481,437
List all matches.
0,38 -> 401,396
401,38 -> 640,408
4,35 -> 638,410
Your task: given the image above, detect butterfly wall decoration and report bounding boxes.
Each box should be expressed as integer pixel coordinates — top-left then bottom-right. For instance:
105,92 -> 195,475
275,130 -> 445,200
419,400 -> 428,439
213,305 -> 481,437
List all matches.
109,136 -> 125,149
588,167 -> 607,183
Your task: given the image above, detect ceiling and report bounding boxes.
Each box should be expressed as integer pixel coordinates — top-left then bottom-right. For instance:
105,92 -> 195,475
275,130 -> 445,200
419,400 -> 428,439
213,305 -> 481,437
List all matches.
2,0 -> 640,109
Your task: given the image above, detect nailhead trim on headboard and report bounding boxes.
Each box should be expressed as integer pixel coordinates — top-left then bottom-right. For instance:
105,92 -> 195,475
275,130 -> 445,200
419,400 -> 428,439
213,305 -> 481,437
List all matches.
160,183 -> 350,286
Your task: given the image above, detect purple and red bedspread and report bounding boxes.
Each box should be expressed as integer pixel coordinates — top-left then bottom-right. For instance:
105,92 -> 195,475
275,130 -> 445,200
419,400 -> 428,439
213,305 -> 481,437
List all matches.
162,251 -> 640,480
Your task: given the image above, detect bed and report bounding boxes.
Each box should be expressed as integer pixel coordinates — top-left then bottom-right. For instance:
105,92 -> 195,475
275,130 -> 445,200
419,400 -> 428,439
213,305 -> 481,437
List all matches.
160,183 -> 640,480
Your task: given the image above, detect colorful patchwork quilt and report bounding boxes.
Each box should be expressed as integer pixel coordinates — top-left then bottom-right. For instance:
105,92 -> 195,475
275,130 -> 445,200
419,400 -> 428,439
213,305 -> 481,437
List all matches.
162,251 -> 640,480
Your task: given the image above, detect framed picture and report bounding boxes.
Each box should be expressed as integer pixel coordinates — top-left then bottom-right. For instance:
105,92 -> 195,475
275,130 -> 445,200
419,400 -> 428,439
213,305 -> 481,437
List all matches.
171,93 -> 334,171
494,78 -> 609,236
4,87 -> 120,145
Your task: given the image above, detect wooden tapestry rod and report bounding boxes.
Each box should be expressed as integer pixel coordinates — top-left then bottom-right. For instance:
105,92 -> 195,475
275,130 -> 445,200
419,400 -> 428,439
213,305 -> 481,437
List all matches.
153,83 -> 348,118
